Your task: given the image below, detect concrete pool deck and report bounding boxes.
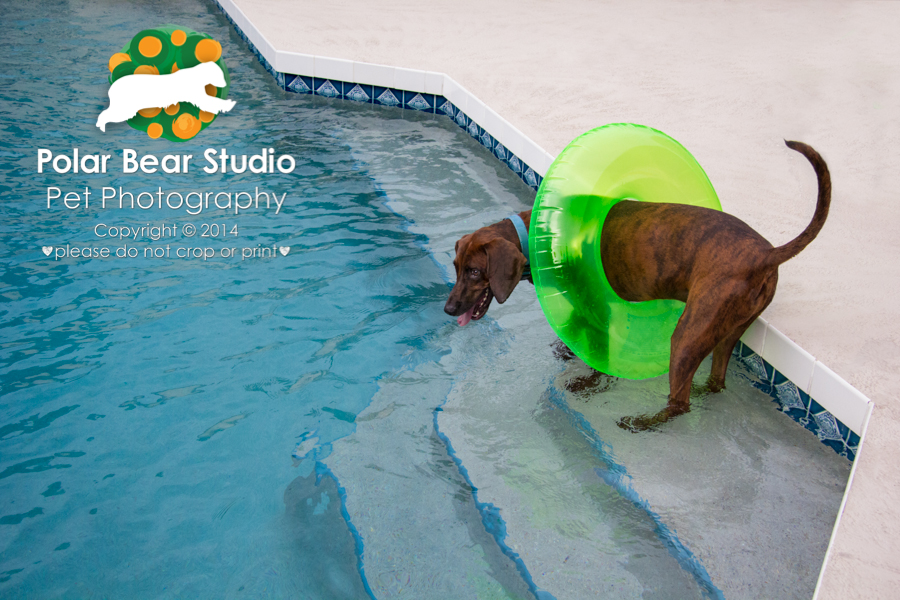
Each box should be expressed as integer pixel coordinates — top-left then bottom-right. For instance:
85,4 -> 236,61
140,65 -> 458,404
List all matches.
223,1 -> 899,597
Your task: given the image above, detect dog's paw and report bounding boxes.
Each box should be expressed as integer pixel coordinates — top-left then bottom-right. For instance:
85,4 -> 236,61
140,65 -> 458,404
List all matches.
565,370 -> 617,397
702,376 -> 726,394
617,415 -> 657,433
690,380 -> 724,397
618,404 -> 689,432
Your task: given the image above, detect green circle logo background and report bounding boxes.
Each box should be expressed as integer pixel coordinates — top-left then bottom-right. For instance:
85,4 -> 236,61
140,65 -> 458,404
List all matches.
107,25 -> 231,142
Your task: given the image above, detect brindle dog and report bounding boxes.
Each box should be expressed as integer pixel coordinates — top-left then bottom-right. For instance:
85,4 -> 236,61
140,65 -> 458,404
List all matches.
444,140 -> 831,430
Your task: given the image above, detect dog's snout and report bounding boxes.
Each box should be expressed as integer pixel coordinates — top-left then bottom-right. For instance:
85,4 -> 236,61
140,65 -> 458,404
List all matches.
444,299 -> 460,316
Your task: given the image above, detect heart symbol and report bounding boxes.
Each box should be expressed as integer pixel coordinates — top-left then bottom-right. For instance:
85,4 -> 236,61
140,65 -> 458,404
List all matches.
42,246 -> 53,256
279,246 -> 290,256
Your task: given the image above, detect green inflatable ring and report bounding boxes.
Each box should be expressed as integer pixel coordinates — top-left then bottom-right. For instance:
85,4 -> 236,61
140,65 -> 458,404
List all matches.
529,123 -> 722,379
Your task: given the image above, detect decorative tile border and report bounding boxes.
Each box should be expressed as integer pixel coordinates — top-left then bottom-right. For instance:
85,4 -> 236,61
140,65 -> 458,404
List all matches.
735,317 -> 872,461
279,75 -> 544,191
210,0 -> 545,192
732,341 -> 860,461
209,0 -> 873,462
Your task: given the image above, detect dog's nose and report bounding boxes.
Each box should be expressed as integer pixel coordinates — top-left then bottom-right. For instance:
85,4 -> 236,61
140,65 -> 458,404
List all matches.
444,299 -> 460,316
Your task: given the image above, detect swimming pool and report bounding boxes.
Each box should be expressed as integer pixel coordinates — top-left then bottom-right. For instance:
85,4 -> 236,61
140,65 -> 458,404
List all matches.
0,1 -> 849,598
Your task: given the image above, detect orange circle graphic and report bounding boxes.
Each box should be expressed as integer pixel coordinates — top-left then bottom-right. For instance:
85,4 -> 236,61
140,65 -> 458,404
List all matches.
195,39 -> 222,63
138,36 -> 162,58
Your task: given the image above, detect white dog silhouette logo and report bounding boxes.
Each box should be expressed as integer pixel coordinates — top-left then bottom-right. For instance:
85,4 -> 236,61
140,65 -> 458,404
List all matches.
100,26 -> 235,141
97,62 -> 236,132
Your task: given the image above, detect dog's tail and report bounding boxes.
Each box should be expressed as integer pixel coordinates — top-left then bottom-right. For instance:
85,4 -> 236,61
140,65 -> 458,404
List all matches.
765,140 -> 832,267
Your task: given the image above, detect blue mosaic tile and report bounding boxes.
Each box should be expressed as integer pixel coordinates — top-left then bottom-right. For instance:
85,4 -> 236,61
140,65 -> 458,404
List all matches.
261,56 -> 277,78
772,369 -> 788,385
467,119 -> 481,139
762,359 -> 776,384
774,379 -> 806,413
836,420 -> 851,454
274,71 -> 285,89
524,167 -> 538,189
346,84 -> 372,103
812,407 -> 843,442
480,130 -> 494,150
798,412 -> 818,438
739,341 -> 757,359
493,142 -> 508,161
507,154 -> 523,174
405,92 -> 433,111
374,87 -> 401,107
438,99 -> 456,118
846,431 -> 860,461
823,438 -> 847,455
454,109 -> 468,129
742,352 -> 769,384
801,399 -> 825,439
287,75 -> 313,94
315,79 -> 342,99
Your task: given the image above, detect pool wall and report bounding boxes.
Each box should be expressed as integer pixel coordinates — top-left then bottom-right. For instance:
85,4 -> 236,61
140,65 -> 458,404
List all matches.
209,0 -> 875,594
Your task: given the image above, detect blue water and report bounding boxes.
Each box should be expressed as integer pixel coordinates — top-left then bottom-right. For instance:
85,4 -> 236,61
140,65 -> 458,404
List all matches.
0,2 -> 454,596
0,1 -> 851,599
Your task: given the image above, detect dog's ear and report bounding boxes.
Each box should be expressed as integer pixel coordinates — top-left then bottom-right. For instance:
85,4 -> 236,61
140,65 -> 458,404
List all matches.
454,234 -> 471,255
485,238 -> 527,304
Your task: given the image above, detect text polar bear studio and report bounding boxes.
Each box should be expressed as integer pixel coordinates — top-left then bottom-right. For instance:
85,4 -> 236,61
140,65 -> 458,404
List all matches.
97,62 -> 236,132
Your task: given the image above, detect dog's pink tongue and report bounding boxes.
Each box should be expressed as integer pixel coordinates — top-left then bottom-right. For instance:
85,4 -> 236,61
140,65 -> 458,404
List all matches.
457,306 -> 475,326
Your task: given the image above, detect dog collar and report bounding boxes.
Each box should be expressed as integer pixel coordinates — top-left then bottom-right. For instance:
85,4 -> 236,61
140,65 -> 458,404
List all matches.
507,213 -> 531,280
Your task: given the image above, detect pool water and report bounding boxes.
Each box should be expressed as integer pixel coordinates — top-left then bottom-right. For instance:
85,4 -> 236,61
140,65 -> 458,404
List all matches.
0,1 -> 849,599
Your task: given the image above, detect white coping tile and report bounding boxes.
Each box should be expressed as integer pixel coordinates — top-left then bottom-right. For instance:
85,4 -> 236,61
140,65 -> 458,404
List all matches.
502,123 -> 530,166
740,316 -> 768,354
809,361 -> 872,434
260,38 -> 276,65
276,51 -> 314,76
353,61 -> 394,88
762,325 -> 816,393
217,0 -> 244,27
466,95 -> 487,126
442,76 -> 467,112
314,56 -> 354,82
225,4 -> 251,42
239,13 -> 267,55
425,71 -> 443,95
394,67 -> 426,93
481,107 -> 510,149
535,150 -> 555,177
517,136 -> 549,177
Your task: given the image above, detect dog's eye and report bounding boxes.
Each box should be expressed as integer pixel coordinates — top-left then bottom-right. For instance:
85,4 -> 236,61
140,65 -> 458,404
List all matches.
467,268 -> 480,279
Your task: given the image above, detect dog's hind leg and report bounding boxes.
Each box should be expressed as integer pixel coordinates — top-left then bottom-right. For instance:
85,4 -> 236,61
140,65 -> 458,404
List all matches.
618,287 -> 745,431
707,272 -> 778,392
705,325 -> 753,393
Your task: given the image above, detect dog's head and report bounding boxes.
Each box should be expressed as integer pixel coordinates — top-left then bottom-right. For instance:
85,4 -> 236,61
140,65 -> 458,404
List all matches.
444,226 -> 527,326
